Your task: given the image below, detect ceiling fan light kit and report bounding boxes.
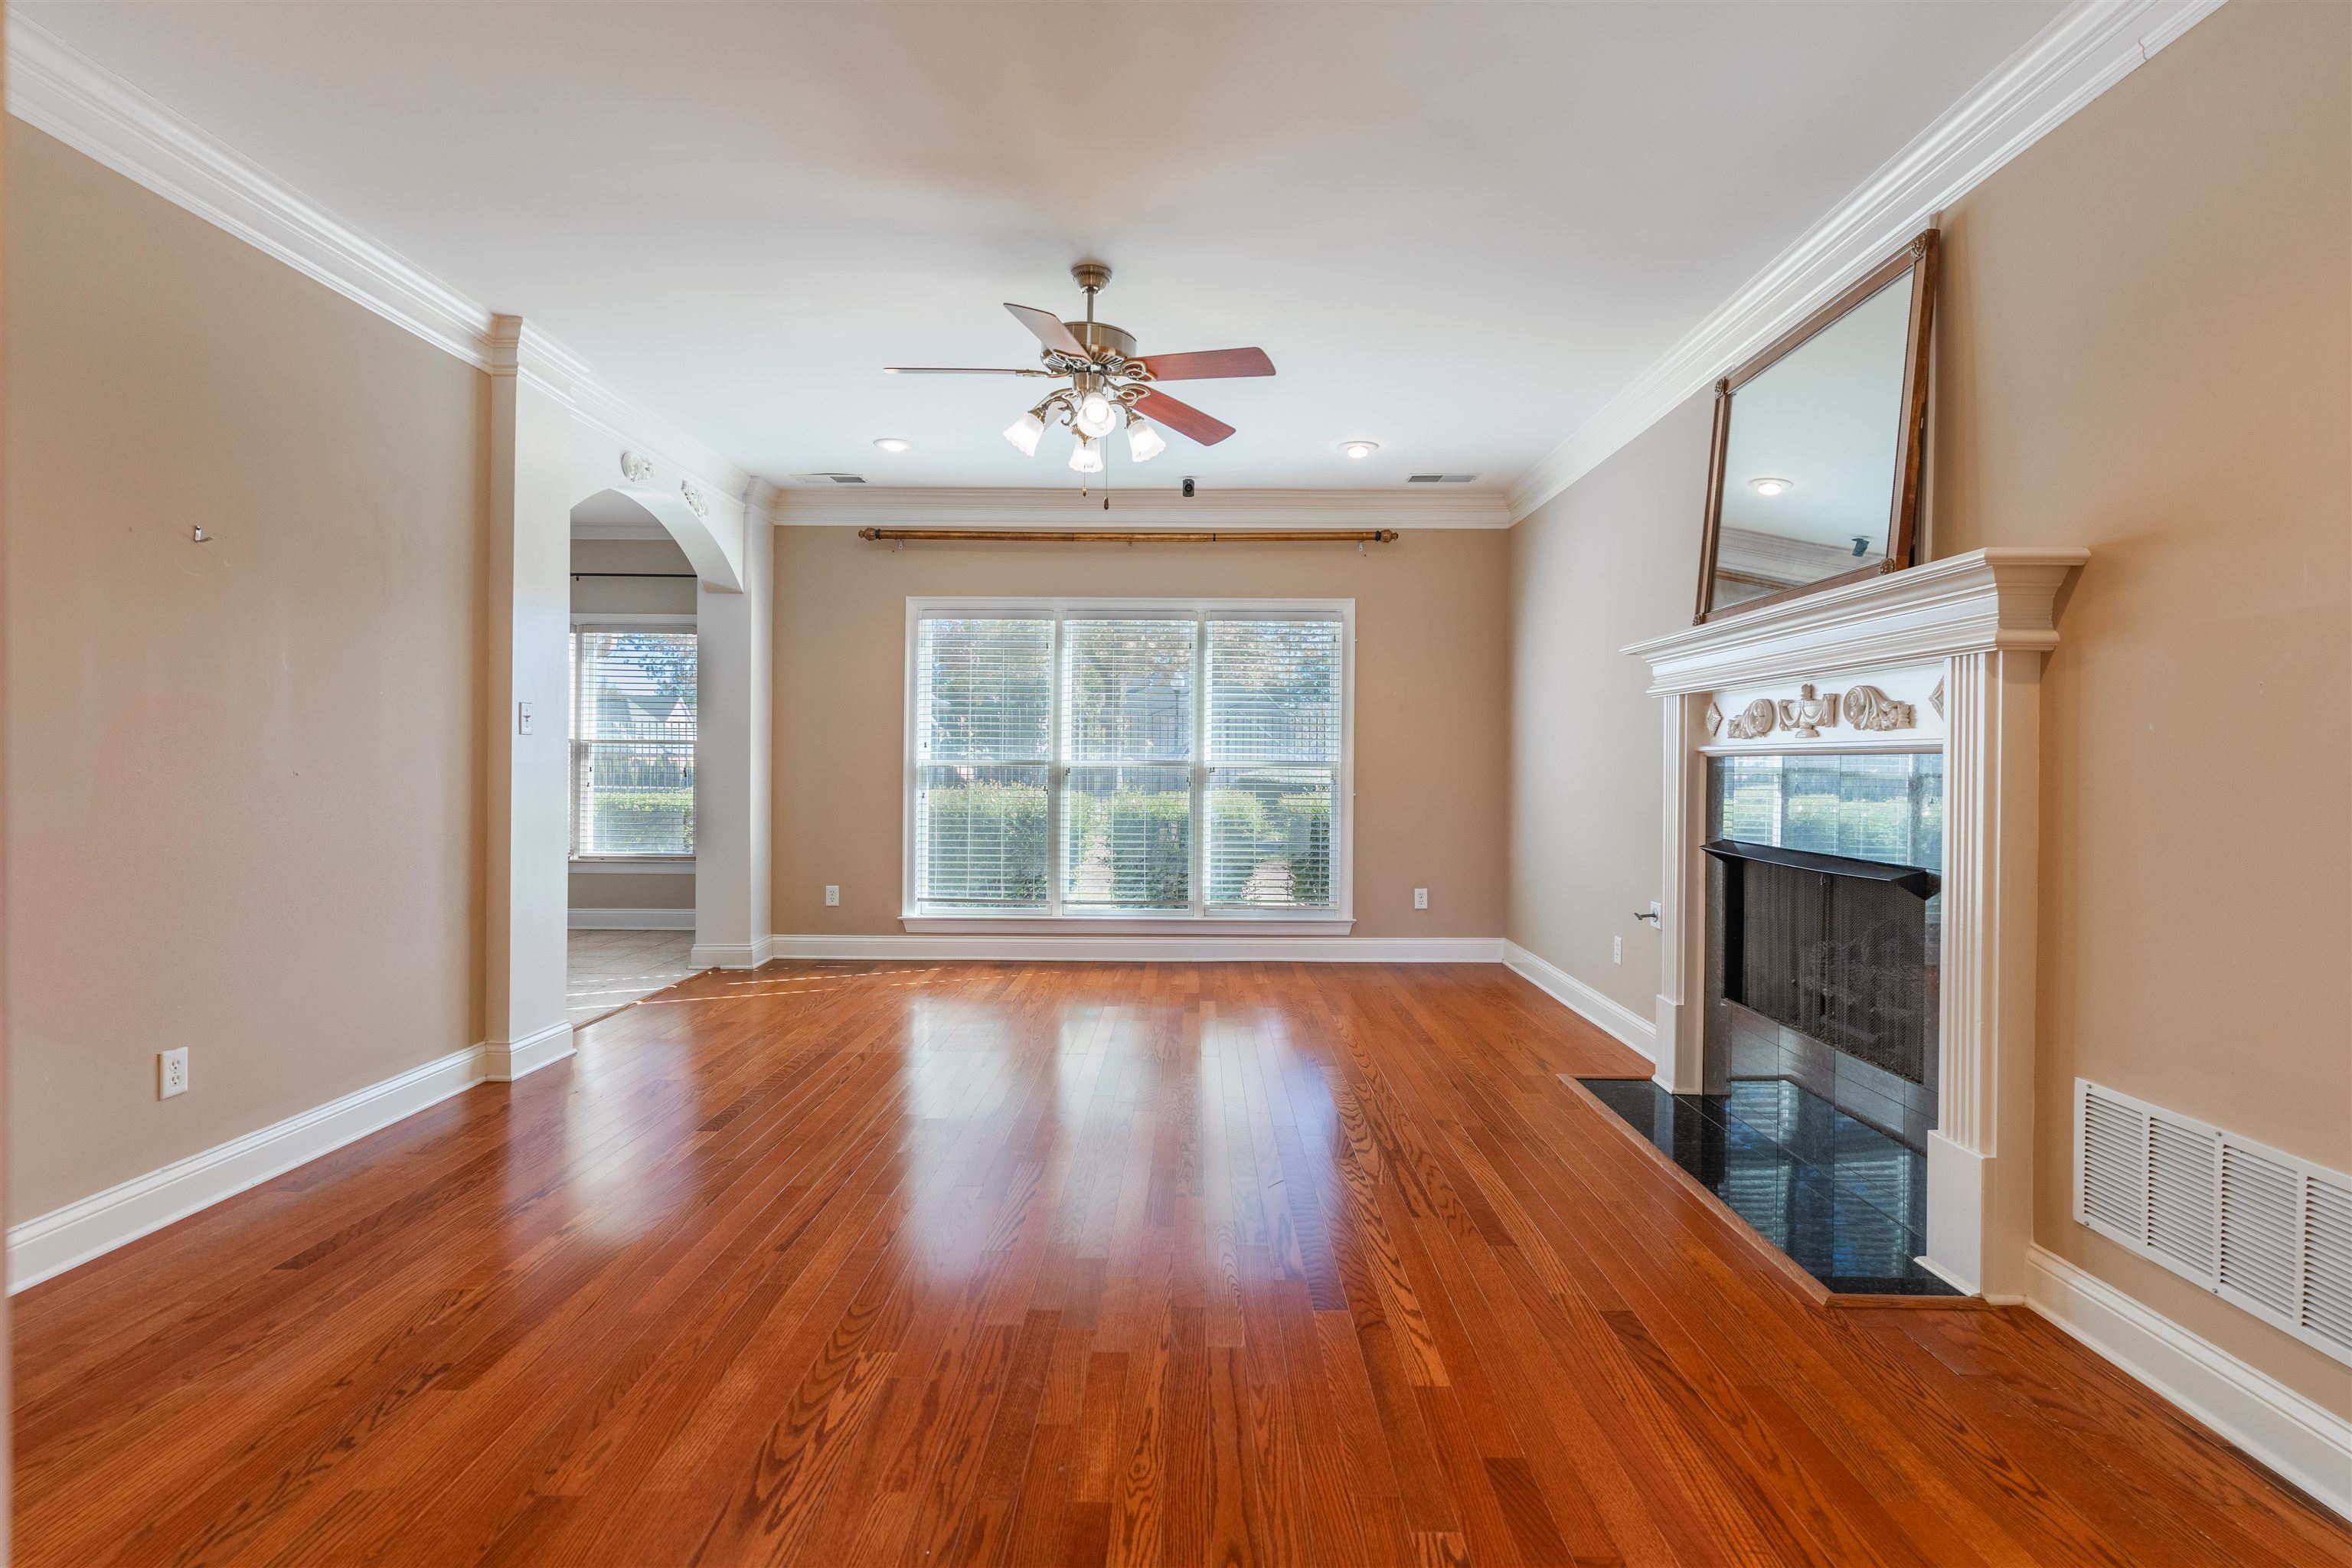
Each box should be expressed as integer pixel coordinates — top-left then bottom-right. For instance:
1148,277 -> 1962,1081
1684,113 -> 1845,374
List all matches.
886,261 -> 1275,480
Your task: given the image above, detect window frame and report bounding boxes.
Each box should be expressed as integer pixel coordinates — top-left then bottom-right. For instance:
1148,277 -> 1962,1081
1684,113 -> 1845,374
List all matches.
569,612 -> 699,867
900,596 -> 1355,932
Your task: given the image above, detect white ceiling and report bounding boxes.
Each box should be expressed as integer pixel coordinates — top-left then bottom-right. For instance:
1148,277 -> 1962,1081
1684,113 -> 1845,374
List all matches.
21,1 -> 2063,493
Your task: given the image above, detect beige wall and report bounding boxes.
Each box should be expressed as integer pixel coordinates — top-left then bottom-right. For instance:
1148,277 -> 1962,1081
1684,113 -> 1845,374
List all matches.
1939,0 -> 2350,1406
1508,390 -> 1711,1015
569,536 -> 696,618
5,129 -> 488,1222
1508,1 -> 2351,1413
772,525 -> 1509,939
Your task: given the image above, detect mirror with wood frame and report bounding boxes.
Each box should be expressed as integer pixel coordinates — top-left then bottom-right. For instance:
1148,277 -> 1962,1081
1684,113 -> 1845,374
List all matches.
1694,228 -> 1940,622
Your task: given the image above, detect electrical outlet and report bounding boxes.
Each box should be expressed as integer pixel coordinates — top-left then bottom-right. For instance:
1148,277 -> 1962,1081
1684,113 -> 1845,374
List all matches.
1612,936 -> 1623,965
1413,887 -> 1429,910
158,1047 -> 189,1099
825,884 -> 841,907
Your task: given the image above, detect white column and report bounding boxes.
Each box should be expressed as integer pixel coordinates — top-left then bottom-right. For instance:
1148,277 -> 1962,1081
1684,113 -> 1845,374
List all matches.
483,317 -> 580,1080
1924,648 -> 2043,1298
690,488 -> 774,969
1653,693 -> 1710,1091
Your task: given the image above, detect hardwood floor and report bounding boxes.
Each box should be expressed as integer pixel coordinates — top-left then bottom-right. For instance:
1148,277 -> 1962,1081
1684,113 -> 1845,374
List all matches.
15,962 -> 2348,1566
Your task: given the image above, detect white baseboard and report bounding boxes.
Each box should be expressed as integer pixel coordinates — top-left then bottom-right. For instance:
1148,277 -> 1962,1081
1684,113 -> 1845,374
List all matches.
1501,942 -> 1658,1061
763,933 -> 1505,964
691,934 -> 776,970
7,1043 -> 488,1294
567,906 -> 694,930
485,1019 -> 575,1083
2026,1244 -> 2352,1519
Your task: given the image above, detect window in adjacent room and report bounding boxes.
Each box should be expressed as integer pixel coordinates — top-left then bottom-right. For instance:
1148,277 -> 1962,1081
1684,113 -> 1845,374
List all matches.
570,622 -> 697,858
906,601 -> 1351,921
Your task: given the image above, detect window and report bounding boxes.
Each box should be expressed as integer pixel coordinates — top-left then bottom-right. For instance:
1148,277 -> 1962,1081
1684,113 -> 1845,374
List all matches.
906,601 -> 1351,922
570,622 -> 697,858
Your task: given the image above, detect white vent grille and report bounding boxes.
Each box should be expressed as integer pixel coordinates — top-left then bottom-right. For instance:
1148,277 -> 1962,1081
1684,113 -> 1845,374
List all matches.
2076,1080 -> 2351,1367
1405,473 -> 1481,483
2306,1176 -> 2352,1350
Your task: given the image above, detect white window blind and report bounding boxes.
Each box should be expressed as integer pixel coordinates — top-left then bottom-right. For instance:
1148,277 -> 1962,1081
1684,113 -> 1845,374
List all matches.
909,604 -> 1348,919
914,619 -> 1052,904
570,627 -> 697,858
1205,619 -> 1339,910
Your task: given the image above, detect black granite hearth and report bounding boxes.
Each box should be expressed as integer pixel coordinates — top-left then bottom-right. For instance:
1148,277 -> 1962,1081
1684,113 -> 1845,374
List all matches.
1578,1076 -> 1958,1296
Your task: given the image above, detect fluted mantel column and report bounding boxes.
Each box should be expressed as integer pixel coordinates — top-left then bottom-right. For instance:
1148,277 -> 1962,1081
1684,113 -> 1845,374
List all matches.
1925,648 -> 2044,1298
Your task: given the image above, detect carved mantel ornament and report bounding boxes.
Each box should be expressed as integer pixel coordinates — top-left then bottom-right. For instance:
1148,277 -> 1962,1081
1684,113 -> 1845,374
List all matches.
1778,683 -> 1840,739
1844,684 -> 1917,730
1725,698 -> 1777,740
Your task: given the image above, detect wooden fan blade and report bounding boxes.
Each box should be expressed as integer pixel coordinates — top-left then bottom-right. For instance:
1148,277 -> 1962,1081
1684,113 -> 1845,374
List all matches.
884,366 -> 1052,376
1135,347 -> 1275,381
1138,388 -> 1236,446
1004,303 -> 1086,357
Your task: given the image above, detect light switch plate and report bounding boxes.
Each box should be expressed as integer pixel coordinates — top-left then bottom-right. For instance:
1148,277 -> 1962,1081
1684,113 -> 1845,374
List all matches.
1612,936 -> 1623,965
517,701 -> 534,736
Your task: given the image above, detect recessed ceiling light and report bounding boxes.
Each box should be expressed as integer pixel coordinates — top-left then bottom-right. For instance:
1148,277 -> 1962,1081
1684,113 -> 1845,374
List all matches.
1749,476 -> 1792,497
1341,440 -> 1380,459
873,437 -> 910,452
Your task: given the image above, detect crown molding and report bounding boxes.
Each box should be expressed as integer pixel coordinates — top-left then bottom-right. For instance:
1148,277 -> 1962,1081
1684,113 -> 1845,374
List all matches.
5,12 -> 753,508
1505,0 -> 2227,523
769,486 -> 1511,531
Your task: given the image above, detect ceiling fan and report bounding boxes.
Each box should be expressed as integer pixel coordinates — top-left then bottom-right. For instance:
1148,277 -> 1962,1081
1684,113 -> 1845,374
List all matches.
885,261 -> 1275,473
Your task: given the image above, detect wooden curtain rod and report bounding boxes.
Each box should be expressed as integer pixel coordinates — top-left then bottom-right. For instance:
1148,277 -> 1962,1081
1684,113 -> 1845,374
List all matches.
856,528 -> 1400,544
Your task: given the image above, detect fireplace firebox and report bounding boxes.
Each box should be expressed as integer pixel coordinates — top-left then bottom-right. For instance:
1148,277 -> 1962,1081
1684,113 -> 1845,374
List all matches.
1706,840 -> 1939,1086
1700,750 -> 1945,1152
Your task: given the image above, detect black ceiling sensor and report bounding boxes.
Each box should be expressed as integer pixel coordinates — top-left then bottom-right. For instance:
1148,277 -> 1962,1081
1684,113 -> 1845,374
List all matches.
1181,477 -> 1197,498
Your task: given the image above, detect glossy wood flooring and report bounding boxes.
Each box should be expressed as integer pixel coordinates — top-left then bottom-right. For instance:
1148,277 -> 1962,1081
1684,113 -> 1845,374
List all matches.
16,962 -> 2349,1566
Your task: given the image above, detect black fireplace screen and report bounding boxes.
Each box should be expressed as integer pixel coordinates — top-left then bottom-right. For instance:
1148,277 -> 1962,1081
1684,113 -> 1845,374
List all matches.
1707,841 -> 1939,1086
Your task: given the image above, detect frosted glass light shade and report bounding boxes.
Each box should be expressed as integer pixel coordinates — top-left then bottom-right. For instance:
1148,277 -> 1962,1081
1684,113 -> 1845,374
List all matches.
1125,417 -> 1167,463
1074,392 -> 1119,438
1068,435 -> 1105,474
1003,411 -> 1046,456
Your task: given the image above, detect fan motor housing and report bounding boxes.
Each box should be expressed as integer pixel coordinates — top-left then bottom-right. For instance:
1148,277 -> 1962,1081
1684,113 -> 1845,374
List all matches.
1061,320 -> 1136,364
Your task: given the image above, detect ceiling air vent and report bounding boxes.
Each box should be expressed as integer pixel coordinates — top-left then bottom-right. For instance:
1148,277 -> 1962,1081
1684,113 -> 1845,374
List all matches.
1406,473 -> 1481,484
794,472 -> 868,485
2076,1079 -> 2352,1365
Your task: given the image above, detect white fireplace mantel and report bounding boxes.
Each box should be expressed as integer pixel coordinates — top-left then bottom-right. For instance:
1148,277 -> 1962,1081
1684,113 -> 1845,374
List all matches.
1622,547 -> 2088,1299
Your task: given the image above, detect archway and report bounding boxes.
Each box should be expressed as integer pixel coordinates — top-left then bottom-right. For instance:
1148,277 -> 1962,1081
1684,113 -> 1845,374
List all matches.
562,491 -> 704,1020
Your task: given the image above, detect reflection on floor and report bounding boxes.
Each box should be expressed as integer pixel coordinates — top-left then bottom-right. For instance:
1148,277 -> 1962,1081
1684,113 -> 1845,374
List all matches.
566,927 -> 697,1025
1579,1075 -> 1959,1295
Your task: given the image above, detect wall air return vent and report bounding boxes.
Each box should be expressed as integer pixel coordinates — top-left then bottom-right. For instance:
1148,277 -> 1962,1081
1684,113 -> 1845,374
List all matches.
1406,473 -> 1481,484
2076,1079 -> 2352,1366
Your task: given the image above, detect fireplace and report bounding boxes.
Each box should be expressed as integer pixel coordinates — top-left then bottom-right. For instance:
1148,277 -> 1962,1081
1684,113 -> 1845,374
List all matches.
1623,548 -> 2087,1298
